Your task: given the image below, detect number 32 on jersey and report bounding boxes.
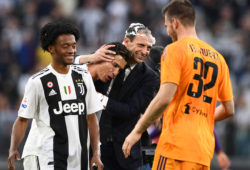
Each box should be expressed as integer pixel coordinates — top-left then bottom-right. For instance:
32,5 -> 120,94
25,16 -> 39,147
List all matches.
187,57 -> 218,104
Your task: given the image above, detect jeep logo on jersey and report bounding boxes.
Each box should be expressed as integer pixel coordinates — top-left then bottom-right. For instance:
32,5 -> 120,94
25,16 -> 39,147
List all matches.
53,101 -> 85,115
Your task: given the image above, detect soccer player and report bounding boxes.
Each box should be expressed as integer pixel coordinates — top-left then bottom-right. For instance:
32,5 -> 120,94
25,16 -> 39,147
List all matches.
122,0 -> 234,170
144,45 -> 232,170
8,21 -> 104,170
75,42 -> 130,83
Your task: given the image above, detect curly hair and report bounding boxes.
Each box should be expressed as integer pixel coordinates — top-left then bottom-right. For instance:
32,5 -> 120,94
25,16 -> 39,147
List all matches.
107,42 -> 130,62
40,20 -> 80,52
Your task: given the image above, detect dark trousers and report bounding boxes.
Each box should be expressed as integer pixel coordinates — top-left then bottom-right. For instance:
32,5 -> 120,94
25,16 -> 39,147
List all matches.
101,142 -> 141,170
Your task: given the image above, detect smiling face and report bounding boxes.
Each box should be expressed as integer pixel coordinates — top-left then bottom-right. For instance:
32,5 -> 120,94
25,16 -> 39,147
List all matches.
49,34 -> 77,66
124,32 -> 153,64
96,54 -> 127,82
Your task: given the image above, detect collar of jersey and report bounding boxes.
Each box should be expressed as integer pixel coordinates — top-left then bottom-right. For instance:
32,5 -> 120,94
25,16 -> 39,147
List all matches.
48,64 -> 72,77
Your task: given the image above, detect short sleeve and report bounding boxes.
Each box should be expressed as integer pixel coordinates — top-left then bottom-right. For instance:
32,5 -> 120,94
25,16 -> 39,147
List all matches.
161,45 -> 182,85
85,72 -> 103,114
18,78 -> 38,118
218,62 -> 234,101
74,56 -> 81,64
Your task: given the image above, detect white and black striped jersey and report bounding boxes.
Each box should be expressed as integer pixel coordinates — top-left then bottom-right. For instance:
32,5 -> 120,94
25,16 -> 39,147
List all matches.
18,64 -> 103,170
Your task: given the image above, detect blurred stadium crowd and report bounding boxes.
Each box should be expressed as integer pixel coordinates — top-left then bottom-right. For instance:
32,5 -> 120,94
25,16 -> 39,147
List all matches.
0,0 -> 250,160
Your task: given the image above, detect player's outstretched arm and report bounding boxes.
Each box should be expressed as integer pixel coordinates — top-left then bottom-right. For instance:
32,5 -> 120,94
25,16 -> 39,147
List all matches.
122,83 -> 177,158
8,117 -> 29,170
214,100 -> 234,121
87,114 -> 103,170
78,44 -> 116,64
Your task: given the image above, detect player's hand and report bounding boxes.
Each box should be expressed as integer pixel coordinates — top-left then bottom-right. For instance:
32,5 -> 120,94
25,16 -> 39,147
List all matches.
8,149 -> 21,170
217,150 -> 231,170
92,44 -> 116,63
90,153 -> 104,170
122,130 -> 142,158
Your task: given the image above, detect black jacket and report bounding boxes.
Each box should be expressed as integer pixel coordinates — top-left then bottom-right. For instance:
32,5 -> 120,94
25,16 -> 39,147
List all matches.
95,62 -> 159,169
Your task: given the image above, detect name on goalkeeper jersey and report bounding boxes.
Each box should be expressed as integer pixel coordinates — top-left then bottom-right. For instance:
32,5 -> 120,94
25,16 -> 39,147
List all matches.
53,101 -> 85,115
188,44 -> 218,60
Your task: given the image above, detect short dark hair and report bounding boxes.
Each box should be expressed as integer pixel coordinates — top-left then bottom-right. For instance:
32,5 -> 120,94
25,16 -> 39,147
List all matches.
162,0 -> 195,27
40,20 -> 80,52
144,46 -> 164,74
107,42 -> 130,62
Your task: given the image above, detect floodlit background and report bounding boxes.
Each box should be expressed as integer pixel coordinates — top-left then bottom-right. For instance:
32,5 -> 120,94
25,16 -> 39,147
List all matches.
0,0 -> 250,169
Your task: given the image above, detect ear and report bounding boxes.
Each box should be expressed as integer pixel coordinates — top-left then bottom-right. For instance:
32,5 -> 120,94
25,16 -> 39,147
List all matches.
48,45 -> 55,54
172,18 -> 179,29
123,37 -> 130,47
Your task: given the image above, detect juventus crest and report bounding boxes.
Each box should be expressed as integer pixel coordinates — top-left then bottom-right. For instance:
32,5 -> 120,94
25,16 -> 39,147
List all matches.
77,83 -> 85,95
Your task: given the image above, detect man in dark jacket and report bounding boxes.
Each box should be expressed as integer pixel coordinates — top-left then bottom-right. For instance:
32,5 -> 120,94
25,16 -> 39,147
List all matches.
96,23 -> 159,170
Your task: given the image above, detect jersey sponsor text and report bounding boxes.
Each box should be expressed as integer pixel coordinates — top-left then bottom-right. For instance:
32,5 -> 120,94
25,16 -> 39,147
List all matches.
53,101 -> 85,115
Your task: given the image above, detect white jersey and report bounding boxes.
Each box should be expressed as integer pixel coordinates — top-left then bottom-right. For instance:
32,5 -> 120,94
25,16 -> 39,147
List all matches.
18,64 -> 103,170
